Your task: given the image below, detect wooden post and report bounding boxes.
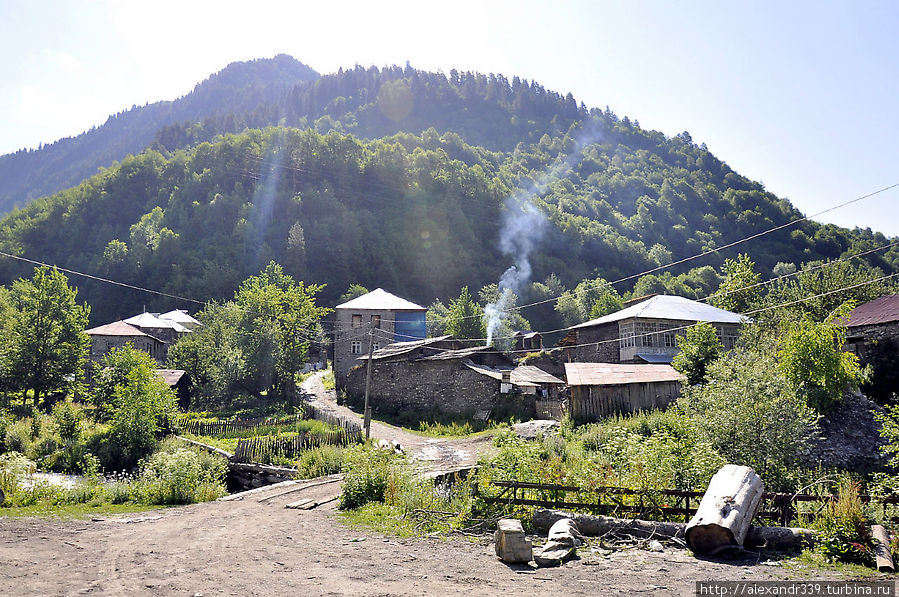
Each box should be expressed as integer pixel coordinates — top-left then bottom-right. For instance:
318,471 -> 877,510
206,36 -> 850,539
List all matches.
685,464 -> 765,555
362,328 -> 375,440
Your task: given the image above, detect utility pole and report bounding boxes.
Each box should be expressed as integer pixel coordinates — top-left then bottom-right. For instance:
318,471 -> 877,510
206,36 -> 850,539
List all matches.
362,326 -> 375,439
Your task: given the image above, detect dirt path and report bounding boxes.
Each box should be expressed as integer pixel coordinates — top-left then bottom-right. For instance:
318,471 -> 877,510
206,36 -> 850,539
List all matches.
300,372 -> 493,474
0,479 -> 851,597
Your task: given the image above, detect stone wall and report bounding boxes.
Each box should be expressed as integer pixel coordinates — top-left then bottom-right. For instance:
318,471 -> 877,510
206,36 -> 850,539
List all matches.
848,322 -> 899,402
564,322 -> 620,364
344,359 -> 535,419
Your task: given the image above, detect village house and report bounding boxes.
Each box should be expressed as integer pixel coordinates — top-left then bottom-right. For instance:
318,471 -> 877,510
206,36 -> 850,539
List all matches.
565,362 -> 685,423
157,368 -> 191,409
333,288 -> 427,387
344,336 -> 564,420
840,294 -> 899,401
513,331 -> 544,352
85,310 -> 198,371
559,294 -> 744,364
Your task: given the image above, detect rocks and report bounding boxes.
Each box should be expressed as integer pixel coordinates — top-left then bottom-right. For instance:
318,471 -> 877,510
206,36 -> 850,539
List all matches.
494,519 -> 533,564
533,518 -> 582,567
805,390 -> 886,473
511,420 -> 560,440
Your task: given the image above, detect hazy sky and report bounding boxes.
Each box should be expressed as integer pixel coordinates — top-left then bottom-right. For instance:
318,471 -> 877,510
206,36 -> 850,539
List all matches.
2,0 -> 897,234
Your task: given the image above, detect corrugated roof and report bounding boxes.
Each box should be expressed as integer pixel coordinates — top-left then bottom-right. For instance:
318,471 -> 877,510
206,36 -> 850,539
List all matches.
156,369 -> 187,386
360,336 -> 457,361
465,364 -> 563,386
124,312 -> 190,333
565,362 -> 685,386
570,295 -> 744,329
842,294 -> 899,327
159,309 -> 201,326
336,288 -> 425,311
420,346 -> 494,361
85,321 -> 151,337
635,352 -> 674,364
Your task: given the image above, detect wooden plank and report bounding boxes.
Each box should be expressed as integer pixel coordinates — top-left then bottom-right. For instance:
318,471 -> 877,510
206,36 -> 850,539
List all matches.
217,480 -> 298,501
285,498 -> 315,509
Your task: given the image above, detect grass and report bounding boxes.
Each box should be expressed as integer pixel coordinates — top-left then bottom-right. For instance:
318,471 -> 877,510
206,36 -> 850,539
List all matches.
783,550 -> 881,578
0,501 -> 163,518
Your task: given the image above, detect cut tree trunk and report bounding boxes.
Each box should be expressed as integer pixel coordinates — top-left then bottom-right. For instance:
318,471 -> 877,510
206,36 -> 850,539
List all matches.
533,509 -> 815,552
685,464 -> 765,554
872,525 -> 894,573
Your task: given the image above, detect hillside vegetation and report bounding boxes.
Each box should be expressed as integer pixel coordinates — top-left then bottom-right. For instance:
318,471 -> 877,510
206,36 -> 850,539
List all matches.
0,57 -> 896,326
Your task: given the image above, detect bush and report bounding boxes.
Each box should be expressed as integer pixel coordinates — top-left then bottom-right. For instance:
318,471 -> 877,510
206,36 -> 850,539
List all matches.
52,401 -> 82,442
0,452 -> 36,499
136,447 -> 226,505
812,478 -> 874,565
4,419 -> 32,454
339,444 -> 411,510
296,446 -> 345,479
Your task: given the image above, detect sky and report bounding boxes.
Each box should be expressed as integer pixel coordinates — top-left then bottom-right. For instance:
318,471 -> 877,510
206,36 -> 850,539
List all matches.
1,0 -> 897,235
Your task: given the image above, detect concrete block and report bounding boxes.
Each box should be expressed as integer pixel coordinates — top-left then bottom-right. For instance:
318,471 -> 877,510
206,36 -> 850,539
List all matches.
494,519 -> 532,564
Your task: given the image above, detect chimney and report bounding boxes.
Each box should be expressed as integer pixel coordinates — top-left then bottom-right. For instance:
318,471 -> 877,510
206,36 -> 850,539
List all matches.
502,370 -> 511,384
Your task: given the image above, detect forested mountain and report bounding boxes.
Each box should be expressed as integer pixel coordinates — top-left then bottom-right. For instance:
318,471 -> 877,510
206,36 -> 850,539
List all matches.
0,55 -> 895,327
0,55 -> 319,213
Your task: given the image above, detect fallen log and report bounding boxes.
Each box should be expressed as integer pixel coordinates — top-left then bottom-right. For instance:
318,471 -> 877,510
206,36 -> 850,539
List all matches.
533,509 -> 815,551
872,525 -> 895,573
685,465 -> 765,554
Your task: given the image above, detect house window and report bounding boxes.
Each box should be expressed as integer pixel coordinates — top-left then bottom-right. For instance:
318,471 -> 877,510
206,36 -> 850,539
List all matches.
371,315 -> 381,329
351,341 -> 362,355
351,314 -> 362,328
373,343 -> 380,351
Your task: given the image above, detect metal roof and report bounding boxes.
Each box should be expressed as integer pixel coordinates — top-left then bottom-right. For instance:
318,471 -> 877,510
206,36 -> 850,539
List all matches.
570,294 -> 745,329
420,346 -> 495,361
85,321 -> 152,337
159,309 -> 201,327
565,362 -> 685,386
465,364 -> 563,387
635,352 -> 674,364
124,312 -> 190,333
841,294 -> 899,327
360,336 -> 458,361
336,288 -> 425,311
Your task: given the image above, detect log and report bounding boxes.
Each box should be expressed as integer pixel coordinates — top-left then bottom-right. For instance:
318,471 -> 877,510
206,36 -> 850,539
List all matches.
685,465 -> 764,554
532,509 -> 815,551
872,525 -> 894,573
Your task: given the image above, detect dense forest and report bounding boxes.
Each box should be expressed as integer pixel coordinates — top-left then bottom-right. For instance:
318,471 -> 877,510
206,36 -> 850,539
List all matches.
0,55 -> 896,327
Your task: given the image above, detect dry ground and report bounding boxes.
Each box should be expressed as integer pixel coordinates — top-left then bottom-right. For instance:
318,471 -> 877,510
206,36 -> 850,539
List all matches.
0,374 -> 872,595
0,479 -> 853,597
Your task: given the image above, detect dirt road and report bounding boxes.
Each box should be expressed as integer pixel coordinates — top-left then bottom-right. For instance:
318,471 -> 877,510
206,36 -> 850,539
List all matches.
300,372 -> 493,474
0,477 -> 847,596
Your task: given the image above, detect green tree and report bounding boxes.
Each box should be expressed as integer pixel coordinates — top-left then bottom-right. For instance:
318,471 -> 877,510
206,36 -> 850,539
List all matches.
425,299 -> 449,337
671,322 -> 724,385
710,253 -> 762,314
168,262 -> 330,405
555,277 -> 621,326
339,284 -> 369,304
777,311 -> 863,413
679,347 -> 820,491
445,286 -> 486,341
8,267 -> 90,411
93,345 -> 176,464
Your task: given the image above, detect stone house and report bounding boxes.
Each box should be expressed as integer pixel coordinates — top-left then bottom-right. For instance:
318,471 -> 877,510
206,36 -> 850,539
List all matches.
840,294 -> 899,401
559,294 -> 744,364
157,369 -> 191,409
333,288 -> 427,387
85,311 -> 197,378
344,339 -> 563,419
513,331 -> 544,352
565,362 -> 685,423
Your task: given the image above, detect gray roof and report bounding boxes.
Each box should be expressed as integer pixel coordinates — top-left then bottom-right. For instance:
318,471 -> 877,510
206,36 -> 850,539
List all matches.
465,364 -> 563,387
124,312 -> 191,333
570,295 -> 745,329
360,336 -> 458,361
85,321 -> 151,337
565,362 -> 685,386
159,309 -> 201,327
336,288 -> 425,311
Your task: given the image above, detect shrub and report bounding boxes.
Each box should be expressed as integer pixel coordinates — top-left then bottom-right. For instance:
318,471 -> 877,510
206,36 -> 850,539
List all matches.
135,441 -> 227,505
0,452 -> 36,499
4,419 -> 32,454
296,445 -> 345,479
339,444 -> 411,510
812,478 -> 874,565
52,401 -> 82,443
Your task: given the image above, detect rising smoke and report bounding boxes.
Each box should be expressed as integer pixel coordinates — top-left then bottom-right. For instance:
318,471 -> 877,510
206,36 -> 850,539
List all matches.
484,122 -> 603,346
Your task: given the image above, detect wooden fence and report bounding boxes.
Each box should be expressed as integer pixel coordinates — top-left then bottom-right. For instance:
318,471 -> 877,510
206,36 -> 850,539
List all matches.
174,414 -> 305,437
232,429 -> 363,463
480,480 -> 899,526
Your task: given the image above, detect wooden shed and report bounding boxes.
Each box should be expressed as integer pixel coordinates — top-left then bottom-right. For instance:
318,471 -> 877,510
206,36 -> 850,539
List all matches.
565,362 -> 685,423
